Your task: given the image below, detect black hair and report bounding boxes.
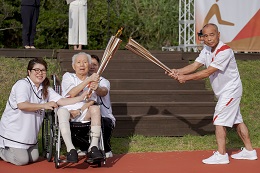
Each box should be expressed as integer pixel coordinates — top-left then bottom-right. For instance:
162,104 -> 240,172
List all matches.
91,54 -> 100,64
197,29 -> 203,37
27,58 -> 50,99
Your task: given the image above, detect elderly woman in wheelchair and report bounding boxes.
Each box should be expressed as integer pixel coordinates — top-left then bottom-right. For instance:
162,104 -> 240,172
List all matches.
57,52 -> 104,164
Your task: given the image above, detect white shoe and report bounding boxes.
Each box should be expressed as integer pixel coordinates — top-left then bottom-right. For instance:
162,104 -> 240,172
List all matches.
105,151 -> 113,158
77,149 -> 87,156
202,151 -> 229,164
0,148 -> 4,160
231,147 -> 257,160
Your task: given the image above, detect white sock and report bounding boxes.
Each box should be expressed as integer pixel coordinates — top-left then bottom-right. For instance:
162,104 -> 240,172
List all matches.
57,108 -> 75,152
89,126 -> 101,151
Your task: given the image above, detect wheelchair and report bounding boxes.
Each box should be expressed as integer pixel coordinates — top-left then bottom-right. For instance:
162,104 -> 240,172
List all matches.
42,75 -> 106,168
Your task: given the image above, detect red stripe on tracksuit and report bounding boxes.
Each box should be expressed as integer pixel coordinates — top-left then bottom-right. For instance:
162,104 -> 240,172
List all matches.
213,115 -> 218,122
225,98 -> 233,106
211,45 -> 230,62
213,98 -> 233,123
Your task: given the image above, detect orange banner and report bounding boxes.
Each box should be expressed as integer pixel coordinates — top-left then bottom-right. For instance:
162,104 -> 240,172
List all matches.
195,0 -> 260,52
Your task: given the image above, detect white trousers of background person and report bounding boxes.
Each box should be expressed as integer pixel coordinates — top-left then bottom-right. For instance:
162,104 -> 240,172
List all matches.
68,0 -> 87,46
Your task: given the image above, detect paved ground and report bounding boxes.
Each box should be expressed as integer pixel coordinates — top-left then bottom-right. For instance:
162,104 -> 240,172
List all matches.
1,148 -> 260,173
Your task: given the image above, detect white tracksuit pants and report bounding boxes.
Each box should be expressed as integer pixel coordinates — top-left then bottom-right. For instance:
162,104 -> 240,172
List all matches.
68,0 -> 87,45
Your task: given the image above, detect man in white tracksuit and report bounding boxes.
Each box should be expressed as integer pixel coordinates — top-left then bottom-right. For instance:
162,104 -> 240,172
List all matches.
168,23 -> 257,164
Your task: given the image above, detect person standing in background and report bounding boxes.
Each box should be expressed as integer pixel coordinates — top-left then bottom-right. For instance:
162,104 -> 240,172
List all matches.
21,0 -> 40,49
66,0 -> 88,50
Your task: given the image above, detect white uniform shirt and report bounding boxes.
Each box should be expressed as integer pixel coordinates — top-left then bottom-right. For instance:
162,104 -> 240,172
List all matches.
195,41 -> 242,99
0,77 -> 62,149
98,77 -> 115,125
61,72 -> 97,111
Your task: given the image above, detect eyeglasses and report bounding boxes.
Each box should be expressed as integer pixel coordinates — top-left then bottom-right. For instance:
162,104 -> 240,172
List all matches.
31,68 -> 47,74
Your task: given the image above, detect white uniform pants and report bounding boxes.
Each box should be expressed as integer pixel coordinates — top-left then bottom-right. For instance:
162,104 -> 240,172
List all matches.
0,145 -> 39,166
68,0 -> 87,45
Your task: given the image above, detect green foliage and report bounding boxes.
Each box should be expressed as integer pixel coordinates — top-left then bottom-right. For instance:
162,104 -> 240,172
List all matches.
0,0 -> 179,49
0,0 -> 22,48
36,1 -> 68,49
115,0 -> 179,49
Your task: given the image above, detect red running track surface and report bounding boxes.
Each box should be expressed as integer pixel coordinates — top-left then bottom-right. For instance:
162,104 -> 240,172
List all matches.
1,149 -> 260,173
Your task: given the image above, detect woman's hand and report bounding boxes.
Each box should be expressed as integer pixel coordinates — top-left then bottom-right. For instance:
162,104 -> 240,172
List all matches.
43,101 -> 58,110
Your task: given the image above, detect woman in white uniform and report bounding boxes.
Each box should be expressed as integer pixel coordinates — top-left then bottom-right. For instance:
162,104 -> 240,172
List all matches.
0,58 -> 88,166
67,0 -> 87,50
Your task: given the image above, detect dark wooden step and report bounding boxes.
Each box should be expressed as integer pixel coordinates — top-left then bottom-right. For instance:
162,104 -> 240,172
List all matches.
56,49 -> 183,60
59,58 -> 188,74
106,60 -> 187,69
103,69 -> 171,79
0,49 -> 258,60
58,52 -> 183,62
60,61 -> 186,74
55,49 -> 216,137
0,48 -> 57,58
111,102 -> 216,115
58,53 -> 185,61
113,114 -> 215,137
110,90 -> 215,102
110,79 -> 206,90
57,49 -> 187,74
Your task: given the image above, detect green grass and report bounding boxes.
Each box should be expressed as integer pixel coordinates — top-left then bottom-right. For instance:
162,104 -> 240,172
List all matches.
1,57 -> 260,154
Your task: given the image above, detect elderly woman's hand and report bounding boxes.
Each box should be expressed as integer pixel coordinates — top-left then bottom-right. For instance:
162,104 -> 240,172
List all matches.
88,73 -> 99,82
89,81 -> 99,91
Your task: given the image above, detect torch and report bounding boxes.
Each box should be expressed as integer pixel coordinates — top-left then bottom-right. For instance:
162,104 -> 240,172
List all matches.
125,38 -> 172,73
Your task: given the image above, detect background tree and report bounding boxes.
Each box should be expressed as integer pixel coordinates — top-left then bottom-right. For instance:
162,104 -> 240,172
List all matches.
0,0 -> 179,50
0,0 -> 21,48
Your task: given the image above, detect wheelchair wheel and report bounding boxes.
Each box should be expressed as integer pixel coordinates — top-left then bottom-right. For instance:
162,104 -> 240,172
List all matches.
42,111 -> 54,162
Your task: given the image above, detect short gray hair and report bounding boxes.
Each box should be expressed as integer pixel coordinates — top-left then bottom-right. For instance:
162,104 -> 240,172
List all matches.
71,52 -> 92,65
202,23 -> 219,33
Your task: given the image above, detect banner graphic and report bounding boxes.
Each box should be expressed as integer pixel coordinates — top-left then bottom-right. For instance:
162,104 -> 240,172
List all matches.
195,0 -> 260,52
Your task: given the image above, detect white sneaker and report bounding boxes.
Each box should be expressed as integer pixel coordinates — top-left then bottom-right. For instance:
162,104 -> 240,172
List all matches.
105,151 -> 113,158
231,147 -> 257,160
0,148 -> 4,160
202,151 -> 229,164
77,149 -> 87,156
